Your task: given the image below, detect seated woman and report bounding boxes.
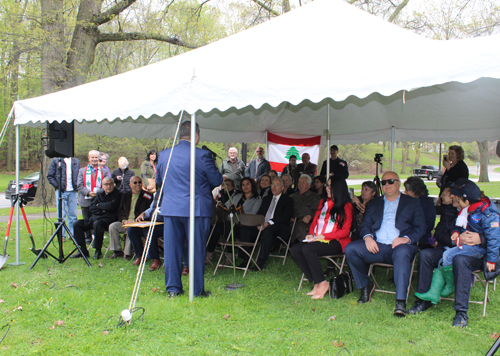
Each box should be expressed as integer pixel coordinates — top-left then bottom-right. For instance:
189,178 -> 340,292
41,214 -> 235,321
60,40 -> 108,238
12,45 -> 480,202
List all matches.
282,174 -> 294,196
290,175 -> 353,299
257,174 -> 271,198
311,175 -> 327,200
206,177 -> 262,264
350,181 -> 378,241
268,170 -> 278,182
403,176 -> 436,249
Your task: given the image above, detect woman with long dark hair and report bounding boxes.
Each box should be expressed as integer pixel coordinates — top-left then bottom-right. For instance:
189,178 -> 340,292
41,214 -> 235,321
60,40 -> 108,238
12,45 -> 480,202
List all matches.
290,175 -> 353,299
141,150 -> 157,192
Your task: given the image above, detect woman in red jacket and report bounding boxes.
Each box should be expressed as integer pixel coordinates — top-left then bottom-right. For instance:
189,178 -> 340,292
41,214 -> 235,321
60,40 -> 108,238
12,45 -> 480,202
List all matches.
291,175 -> 353,299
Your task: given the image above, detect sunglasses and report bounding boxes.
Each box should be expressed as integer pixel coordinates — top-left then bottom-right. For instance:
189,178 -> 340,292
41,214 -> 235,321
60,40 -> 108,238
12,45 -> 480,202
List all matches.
132,181 -> 143,185
381,179 -> 399,186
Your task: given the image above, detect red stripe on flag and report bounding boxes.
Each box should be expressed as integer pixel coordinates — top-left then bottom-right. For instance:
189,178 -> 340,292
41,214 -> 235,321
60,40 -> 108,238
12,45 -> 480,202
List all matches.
268,132 -> 321,146
270,162 -> 287,172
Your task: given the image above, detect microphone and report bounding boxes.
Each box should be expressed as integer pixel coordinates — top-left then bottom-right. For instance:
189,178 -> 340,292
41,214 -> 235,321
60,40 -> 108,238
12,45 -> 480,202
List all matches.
202,145 -> 220,160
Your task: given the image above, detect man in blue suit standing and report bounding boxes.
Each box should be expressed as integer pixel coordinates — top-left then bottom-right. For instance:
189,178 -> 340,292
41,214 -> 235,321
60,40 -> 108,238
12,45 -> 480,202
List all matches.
345,171 -> 425,317
156,121 -> 223,298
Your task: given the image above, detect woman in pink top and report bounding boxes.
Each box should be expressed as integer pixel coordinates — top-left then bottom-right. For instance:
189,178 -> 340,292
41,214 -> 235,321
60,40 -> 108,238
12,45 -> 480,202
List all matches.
290,175 -> 353,299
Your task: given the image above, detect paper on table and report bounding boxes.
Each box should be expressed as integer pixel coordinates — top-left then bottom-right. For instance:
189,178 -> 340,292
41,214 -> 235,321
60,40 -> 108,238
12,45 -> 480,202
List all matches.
122,221 -> 164,228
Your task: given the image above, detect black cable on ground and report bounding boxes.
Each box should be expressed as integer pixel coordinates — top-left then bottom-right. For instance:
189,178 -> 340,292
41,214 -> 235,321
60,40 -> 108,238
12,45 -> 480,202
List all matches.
0,323 -> 11,344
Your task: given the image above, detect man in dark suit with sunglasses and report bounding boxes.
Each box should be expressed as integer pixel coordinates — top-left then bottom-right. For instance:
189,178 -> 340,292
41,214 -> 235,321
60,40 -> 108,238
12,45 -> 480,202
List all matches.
345,171 -> 425,317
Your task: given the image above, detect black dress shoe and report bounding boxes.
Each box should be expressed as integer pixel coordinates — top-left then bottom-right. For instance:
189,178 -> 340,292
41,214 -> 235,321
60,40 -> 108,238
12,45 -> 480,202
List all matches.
250,263 -> 265,272
93,250 -> 103,260
357,282 -> 375,304
123,255 -> 132,261
452,312 -> 468,328
394,300 -> 407,317
108,251 -> 124,259
408,298 -> 432,315
168,290 -> 184,298
70,251 -> 89,259
197,291 -> 212,298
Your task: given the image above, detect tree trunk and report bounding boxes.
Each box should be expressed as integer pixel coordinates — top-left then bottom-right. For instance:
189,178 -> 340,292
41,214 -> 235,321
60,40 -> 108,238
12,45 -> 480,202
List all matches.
40,0 -> 66,94
401,141 -> 407,174
414,142 -> 421,166
477,140 -> 489,182
32,0 -> 66,206
31,156 -> 55,207
63,0 -> 103,89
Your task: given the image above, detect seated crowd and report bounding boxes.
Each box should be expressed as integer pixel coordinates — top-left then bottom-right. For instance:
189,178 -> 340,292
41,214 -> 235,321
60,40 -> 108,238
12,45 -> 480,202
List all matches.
54,145 -> 500,329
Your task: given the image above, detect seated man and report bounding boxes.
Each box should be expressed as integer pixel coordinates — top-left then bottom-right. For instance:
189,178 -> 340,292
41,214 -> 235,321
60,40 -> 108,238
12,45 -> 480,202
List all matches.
108,176 -> 153,261
112,157 -> 135,193
293,153 -> 317,183
72,177 -> 122,259
290,174 -> 321,244
240,178 -> 293,270
344,171 -> 425,317
128,191 -> 163,272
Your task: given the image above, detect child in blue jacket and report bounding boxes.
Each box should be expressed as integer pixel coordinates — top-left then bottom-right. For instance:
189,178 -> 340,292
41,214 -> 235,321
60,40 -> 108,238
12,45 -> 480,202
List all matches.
415,179 -> 500,304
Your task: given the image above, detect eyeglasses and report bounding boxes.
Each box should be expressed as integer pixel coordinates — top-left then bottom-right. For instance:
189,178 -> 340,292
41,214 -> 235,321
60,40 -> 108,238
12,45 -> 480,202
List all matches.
103,183 -> 114,186
132,181 -> 142,185
381,179 -> 399,186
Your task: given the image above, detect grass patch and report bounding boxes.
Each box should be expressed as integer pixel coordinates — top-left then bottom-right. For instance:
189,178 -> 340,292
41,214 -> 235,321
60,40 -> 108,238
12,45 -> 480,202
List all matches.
0,218 -> 498,354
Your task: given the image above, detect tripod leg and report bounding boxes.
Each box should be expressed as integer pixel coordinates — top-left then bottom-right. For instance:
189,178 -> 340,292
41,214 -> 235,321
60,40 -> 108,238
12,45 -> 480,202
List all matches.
19,206 -> 45,257
29,224 -> 65,269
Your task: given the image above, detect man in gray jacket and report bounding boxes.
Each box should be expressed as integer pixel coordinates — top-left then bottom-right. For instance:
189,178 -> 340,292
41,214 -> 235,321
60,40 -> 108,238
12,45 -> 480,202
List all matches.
220,147 -> 245,190
77,150 -> 109,242
245,147 -> 271,181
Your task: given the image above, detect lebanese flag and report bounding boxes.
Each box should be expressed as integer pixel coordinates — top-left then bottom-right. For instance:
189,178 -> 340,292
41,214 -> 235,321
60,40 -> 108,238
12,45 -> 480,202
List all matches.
267,133 -> 321,172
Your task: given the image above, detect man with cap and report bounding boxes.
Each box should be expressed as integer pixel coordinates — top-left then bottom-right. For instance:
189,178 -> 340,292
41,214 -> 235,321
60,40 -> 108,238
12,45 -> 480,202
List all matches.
320,145 -> 349,179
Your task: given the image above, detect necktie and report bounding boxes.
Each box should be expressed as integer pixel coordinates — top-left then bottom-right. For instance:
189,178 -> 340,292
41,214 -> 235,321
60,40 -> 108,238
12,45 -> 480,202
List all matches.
265,196 -> 277,222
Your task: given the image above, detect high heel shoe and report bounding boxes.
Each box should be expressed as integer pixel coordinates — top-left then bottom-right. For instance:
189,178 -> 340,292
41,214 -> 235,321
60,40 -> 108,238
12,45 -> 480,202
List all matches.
311,281 -> 329,299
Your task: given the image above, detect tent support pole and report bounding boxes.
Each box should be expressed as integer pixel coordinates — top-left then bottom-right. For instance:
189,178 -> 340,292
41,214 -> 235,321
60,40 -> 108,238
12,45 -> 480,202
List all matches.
189,112 -> 196,302
390,126 -> 395,171
9,124 -> 24,266
326,103 -> 331,176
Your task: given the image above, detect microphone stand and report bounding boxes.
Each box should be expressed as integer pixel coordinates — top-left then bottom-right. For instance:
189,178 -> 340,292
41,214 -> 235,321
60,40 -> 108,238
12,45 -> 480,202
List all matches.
203,147 -> 244,290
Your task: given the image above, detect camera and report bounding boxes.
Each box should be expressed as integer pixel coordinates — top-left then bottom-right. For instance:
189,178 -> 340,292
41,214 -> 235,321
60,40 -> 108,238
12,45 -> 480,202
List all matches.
374,153 -> 383,163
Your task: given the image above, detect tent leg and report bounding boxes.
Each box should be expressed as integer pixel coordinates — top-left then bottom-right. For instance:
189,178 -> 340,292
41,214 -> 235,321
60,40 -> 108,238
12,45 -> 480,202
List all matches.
189,113 -> 196,302
9,124 -> 25,266
390,126 -> 395,172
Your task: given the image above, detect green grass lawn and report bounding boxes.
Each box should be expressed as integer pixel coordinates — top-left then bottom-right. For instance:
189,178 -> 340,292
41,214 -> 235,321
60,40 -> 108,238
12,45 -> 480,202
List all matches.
0,218 -> 498,355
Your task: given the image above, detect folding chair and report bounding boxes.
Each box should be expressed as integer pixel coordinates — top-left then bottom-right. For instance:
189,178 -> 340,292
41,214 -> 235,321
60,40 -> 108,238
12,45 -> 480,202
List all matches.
269,218 -> 297,265
441,270 -> 497,317
297,254 -> 347,291
103,231 -> 127,258
213,214 -> 265,278
367,257 -> 416,301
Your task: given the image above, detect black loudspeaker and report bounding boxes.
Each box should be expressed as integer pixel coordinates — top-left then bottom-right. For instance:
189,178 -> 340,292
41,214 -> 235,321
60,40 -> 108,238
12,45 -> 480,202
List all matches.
45,121 -> 74,158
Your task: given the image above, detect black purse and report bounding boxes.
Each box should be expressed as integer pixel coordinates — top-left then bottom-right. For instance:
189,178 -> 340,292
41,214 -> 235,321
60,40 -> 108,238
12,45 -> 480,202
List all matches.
329,271 -> 353,299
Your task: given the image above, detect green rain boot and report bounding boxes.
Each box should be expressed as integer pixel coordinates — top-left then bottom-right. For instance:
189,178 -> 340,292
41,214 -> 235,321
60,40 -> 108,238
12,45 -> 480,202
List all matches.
440,265 -> 455,298
414,268 -> 445,305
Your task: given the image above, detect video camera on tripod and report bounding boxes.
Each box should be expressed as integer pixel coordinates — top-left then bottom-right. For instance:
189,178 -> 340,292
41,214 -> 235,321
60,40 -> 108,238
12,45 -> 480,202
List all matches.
373,153 -> 384,197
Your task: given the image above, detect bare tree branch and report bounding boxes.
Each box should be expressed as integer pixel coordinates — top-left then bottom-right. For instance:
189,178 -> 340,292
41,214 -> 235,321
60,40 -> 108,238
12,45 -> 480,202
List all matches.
98,32 -> 198,49
93,0 -> 137,26
252,0 -> 279,16
388,0 -> 409,23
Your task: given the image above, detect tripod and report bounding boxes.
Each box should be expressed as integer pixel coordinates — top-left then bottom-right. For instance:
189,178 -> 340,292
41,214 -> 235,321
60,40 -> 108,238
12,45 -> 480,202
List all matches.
373,155 -> 383,197
30,158 -> 91,269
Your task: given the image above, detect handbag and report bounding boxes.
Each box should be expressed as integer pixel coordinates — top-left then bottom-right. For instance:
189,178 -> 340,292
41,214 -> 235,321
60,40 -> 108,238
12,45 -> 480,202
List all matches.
329,271 -> 353,299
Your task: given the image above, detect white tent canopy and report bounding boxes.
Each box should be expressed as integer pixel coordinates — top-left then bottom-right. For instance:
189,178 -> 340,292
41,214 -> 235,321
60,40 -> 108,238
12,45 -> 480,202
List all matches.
10,0 -> 500,144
